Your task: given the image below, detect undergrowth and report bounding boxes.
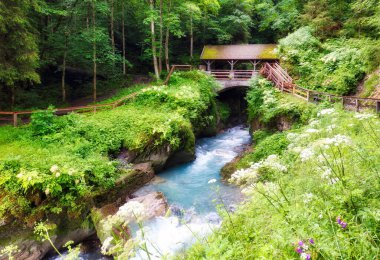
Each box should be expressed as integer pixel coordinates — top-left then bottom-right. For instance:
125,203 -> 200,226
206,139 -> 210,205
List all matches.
0,71 -> 218,226
184,79 -> 380,259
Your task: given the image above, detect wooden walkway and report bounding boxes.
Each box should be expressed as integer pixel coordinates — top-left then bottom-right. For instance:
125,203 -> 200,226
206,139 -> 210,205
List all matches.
260,62 -> 380,113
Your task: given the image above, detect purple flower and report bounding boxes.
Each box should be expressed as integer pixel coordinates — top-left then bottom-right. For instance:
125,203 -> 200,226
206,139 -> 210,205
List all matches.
309,238 -> 314,244
295,247 -> 303,254
306,254 -> 311,260
298,241 -> 304,246
337,217 -> 342,224
341,222 -> 347,229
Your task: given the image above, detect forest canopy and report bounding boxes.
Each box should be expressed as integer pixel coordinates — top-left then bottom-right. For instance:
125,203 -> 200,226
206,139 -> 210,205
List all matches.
0,0 -> 379,109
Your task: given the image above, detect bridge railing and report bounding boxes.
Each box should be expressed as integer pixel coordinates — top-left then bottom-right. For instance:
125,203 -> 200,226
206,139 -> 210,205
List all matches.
260,62 -> 380,113
209,70 -> 255,81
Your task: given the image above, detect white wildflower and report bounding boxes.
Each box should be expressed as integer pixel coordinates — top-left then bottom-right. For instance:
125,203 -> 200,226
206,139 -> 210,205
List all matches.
354,113 -> 376,121
263,155 -> 287,172
321,168 -> 332,179
45,188 -> 50,195
208,179 -> 217,184
300,253 -> 308,259
317,108 -> 335,117
306,128 -> 319,133
16,173 -> 23,178
101,237 -> 114,254
309,119 -> 319,127
318,212 -> 323,219
286,132 -> 299,142
300,148 -> 314,161
303,193 -> 314,204
326,124 -> 336,132
55,172 -> 60,178
50,165 -> 59,173
117,201 -> 146,221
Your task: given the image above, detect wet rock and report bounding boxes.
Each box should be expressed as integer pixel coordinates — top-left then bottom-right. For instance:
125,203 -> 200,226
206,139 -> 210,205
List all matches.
95,162 -> 155,206
150,176 -> 167,184
0,228 -> 95,260
127,192 -> 169,221
92,192 -> 168,244
183,207 -> 196,223
206,212 -> 221,224
169,204 -> 184,218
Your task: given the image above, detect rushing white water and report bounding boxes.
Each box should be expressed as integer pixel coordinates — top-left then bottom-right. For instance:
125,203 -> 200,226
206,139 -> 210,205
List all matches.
130,126 -> 251,259
47,126 -> 251,260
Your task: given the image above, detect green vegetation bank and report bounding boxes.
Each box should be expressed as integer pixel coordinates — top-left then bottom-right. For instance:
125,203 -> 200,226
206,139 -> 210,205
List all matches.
185,78 -> 380,259
0,71 -> 221,253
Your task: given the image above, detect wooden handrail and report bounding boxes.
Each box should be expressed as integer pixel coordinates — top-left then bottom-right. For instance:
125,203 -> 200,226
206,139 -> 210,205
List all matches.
260,62 -> 380,114
1,65 -> 193,127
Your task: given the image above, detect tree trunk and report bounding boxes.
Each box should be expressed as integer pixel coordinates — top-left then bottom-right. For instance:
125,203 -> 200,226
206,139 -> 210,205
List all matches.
110,0 -> 115,54
92,0 -> 97,102
150,0 -> 160,80
165,0 -> 171,71
11,86 -> 15,111
62,38 -> 67,102
190,16 -> 193,59
158,0 -> 163,74
122,0 -> 126,75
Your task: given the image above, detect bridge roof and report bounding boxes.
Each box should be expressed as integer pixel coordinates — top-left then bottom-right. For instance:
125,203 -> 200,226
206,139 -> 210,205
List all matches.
200,44 -> 278,60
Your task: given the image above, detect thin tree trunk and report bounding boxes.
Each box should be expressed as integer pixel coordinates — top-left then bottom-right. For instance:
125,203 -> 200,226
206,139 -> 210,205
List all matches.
158,0 -> 163,74
110,0 -> 115,54
62,37 -> 67,102
190,16 -> 193,59
122,0 -> 126,75
11,86 -> 15,111
150,0 -> 160,80
92,0 -> 97,102
165,0 -> 171,71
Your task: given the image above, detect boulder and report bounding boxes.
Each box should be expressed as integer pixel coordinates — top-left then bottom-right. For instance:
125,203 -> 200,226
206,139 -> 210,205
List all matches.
127,192 -> 168,221
92,192 -> 168,245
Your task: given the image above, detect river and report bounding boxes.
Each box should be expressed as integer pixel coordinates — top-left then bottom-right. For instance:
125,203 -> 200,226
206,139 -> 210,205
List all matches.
48,125 -> 251,259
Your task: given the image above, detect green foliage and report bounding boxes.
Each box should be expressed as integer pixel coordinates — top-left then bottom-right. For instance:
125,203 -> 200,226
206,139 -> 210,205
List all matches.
237,133 -> 289,169
30,106 -> 58,136
360,71 -> 380,98
279,27 -> 380,95
0,0 -> 40,86
0,72 -> 217,224
246,77 -> 317,125
185,104 -> 380,259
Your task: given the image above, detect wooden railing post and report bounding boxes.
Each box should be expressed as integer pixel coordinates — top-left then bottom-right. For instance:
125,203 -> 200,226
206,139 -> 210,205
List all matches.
306,90 -> 310,102
376,101 -> 380,113
13,112 -> 17,127
355,99 -> 360,112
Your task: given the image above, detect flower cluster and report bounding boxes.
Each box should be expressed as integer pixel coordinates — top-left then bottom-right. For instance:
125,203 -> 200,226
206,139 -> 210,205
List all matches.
317,108 -> 335,117
294,239 -> 314,259
117,201 -> 146,221
354,113 -> 376,121
230,155 -> 287,186
336,217 -> 347,229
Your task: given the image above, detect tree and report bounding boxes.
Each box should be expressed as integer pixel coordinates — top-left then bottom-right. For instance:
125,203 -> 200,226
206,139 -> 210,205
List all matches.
147,0 -> 160,80
181,2 -> 201,59
0,0 -> 40,109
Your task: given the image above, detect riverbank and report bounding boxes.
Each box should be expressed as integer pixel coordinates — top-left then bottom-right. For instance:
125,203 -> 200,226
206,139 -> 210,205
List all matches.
0,71 -> 225,259
184,77 -> 380,259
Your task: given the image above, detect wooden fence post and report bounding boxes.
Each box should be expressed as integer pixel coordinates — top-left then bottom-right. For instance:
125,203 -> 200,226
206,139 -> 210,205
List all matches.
355,99 -> 360,112
376,101 -> 380,113
306,90 -> 310,102
13,113 -> 17,127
